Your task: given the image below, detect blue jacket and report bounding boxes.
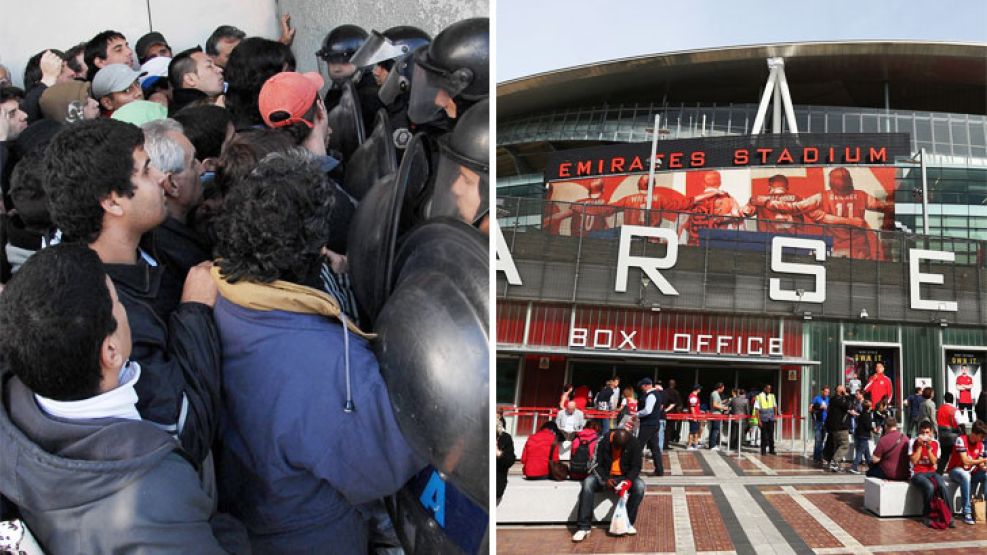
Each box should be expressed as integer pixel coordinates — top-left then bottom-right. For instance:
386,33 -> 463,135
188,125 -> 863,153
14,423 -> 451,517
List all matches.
213,296 -> 424,554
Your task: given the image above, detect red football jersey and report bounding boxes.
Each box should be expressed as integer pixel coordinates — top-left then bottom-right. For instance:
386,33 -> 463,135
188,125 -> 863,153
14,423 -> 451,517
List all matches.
957,374 -> 974,405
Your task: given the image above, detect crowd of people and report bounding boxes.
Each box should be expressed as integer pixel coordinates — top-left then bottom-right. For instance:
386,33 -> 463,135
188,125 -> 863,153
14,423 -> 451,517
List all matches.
0,13 -> 489,555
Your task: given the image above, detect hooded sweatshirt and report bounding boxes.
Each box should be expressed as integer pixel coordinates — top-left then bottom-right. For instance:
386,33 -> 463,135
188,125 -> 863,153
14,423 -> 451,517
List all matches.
0,371 -> 247,553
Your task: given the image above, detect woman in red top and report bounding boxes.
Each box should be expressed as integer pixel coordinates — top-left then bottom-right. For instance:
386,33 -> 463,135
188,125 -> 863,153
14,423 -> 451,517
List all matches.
909,420 -> 950,527
521,422 -> 561,479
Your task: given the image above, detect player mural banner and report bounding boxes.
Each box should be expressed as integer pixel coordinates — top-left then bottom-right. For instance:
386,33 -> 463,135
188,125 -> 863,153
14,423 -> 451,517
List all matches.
844,346 -> 898,406
947,351 -> 984,421
542,133 -> 908,261
543,165 -> 897,259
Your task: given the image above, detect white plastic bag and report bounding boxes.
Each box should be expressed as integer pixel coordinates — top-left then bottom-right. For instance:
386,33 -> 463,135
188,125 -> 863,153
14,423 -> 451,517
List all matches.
609,494 -> 630,535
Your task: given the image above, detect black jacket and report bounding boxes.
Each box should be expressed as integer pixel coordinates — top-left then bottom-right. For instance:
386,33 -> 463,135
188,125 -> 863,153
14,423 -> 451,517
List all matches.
592,431 -> 643,482
142,217 -> 212,284
104,259 -> 222,465
826,394 -> 852,432
855,410 -> 873,439
496,431 -> 515,501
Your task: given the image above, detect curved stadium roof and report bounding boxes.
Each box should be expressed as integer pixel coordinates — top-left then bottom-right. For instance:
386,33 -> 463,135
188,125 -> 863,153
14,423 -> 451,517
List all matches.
497,41 -> 987,119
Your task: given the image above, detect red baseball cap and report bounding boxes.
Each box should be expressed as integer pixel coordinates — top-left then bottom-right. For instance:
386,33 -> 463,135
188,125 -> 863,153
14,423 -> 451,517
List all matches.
259,72 -> 325,129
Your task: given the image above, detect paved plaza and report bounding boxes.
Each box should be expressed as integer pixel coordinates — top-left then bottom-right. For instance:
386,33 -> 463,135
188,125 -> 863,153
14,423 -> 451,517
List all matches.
497,446 -> 987,555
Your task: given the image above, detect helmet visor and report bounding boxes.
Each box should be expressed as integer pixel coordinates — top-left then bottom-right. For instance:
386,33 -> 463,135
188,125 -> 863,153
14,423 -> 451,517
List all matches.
407,51 -> 471,124
378,54 -> 413,105
426,144 -> 489,225
350,32 -> 411,69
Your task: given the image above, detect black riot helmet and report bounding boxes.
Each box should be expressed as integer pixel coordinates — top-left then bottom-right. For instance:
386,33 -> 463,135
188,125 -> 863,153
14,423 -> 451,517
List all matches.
350,26 -> 431,70
425,98 -> 489,226
378,52 -> 416,106
408,17 -> 488,124
316,24 -> 369,63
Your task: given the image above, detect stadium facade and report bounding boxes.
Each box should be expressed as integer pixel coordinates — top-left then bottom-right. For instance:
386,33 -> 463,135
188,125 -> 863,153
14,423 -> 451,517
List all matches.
495,41 -> 987,439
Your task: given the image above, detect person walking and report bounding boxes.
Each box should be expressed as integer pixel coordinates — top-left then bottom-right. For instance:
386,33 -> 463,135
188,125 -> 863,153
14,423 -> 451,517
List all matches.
663,379 -> 682,449
810,386 -> 831,465
827,385 -> 853,472
708,383 -> 727,450
754,384 -> 779,455
636,378 -> 667,476
850,400 -> 874,474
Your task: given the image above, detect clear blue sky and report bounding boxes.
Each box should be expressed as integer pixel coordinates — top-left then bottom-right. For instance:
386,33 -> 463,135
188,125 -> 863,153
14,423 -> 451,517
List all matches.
497,0 -> 987,82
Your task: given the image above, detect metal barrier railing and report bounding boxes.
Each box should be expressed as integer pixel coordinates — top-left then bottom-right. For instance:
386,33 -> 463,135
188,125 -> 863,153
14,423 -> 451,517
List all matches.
499,406 -> 808,459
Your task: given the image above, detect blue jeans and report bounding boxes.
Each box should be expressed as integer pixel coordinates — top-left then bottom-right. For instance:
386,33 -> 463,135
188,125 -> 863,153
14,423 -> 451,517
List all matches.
600,417 -> 611,435
577,475 -> 646,530
708,420 -> 721,448
813,421 -> 827,462
949,467 -> 987,515
852,437 -> 871,469
911,472 -> 950,517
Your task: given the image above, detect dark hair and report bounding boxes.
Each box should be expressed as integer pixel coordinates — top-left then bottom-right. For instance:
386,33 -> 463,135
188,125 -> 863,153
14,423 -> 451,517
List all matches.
65,43 -> 87,74
714,382 -> 724,390
973,420 -> 987,437
44,119 -> 143,243
84,30 -> 126,81
921,387 -> 933,399
168,47 -> 203,90
205,25 -> 246,56
944,392 -> 954,404
215,128 -> 293,196
173,104 -> 232,160
0,86 -> 25,103
216,149 -> 334,285
275,102 -> 319,145
584,420 -> 601,432
919,419 -> 934,431
539,421 -> 559,433
23,49 -> 66,91
611,428 -> 631,448
9,149 -> 52,233
884,416 -> 897,429
0,243 -> 117,400
768,174 -> 789,187
224,37 -> 295,129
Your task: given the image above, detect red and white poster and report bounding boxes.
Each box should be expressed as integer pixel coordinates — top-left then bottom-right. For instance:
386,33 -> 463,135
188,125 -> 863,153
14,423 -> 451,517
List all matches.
544,166 -> 896,260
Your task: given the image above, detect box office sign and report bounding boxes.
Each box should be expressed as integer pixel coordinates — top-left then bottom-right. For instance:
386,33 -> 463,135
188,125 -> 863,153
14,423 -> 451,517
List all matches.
569,327 -> 786,357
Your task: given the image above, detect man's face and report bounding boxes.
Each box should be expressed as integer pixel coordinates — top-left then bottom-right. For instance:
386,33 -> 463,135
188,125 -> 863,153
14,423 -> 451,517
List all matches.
121,146 -> 168,234
449,164 -> 482,223
704,171 -> 722,189
186,52 -> 225,95
98,37 -> 134,68
165,132 -> 203,210
101,80 -> 143,112
876,363 -> 885,374
1,99 -> 28,140
962,366 -> 969,375
143,42 -> 172,62
371,64 -> 389,87
212,37 -> 241,68
822,387 -> 830,397
566,401 -> 575,414
328,61 -> 357,83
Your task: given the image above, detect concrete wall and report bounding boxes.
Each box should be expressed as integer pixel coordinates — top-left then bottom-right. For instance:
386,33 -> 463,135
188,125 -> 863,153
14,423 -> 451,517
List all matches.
278,0 -> 489,75
0,0 -> 279,89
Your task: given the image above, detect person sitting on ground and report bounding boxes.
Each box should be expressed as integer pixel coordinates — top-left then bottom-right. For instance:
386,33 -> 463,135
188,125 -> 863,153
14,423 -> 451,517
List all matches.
937,391 -> 961,474
569,420 -> 602,480
521,421 -> 560,480
571,428 -> 646,542
945,419 -> 987,525
43,118 -> 222,465
868,416 -> 910,480
0,243 -> 248,553
851,400 -> 874,474
211,149 -> 423,552
556,400 -> 586,442
910,420 -> 951,528
496,413 -> 515,504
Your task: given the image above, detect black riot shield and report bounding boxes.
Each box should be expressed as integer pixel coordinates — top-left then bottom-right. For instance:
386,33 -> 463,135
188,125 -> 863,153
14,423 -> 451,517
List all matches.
374,218 -> 489,555
326,79 -> 365,162
346,133 -> 429,328
375,218 -> 489,505
341,109 -> 397,200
